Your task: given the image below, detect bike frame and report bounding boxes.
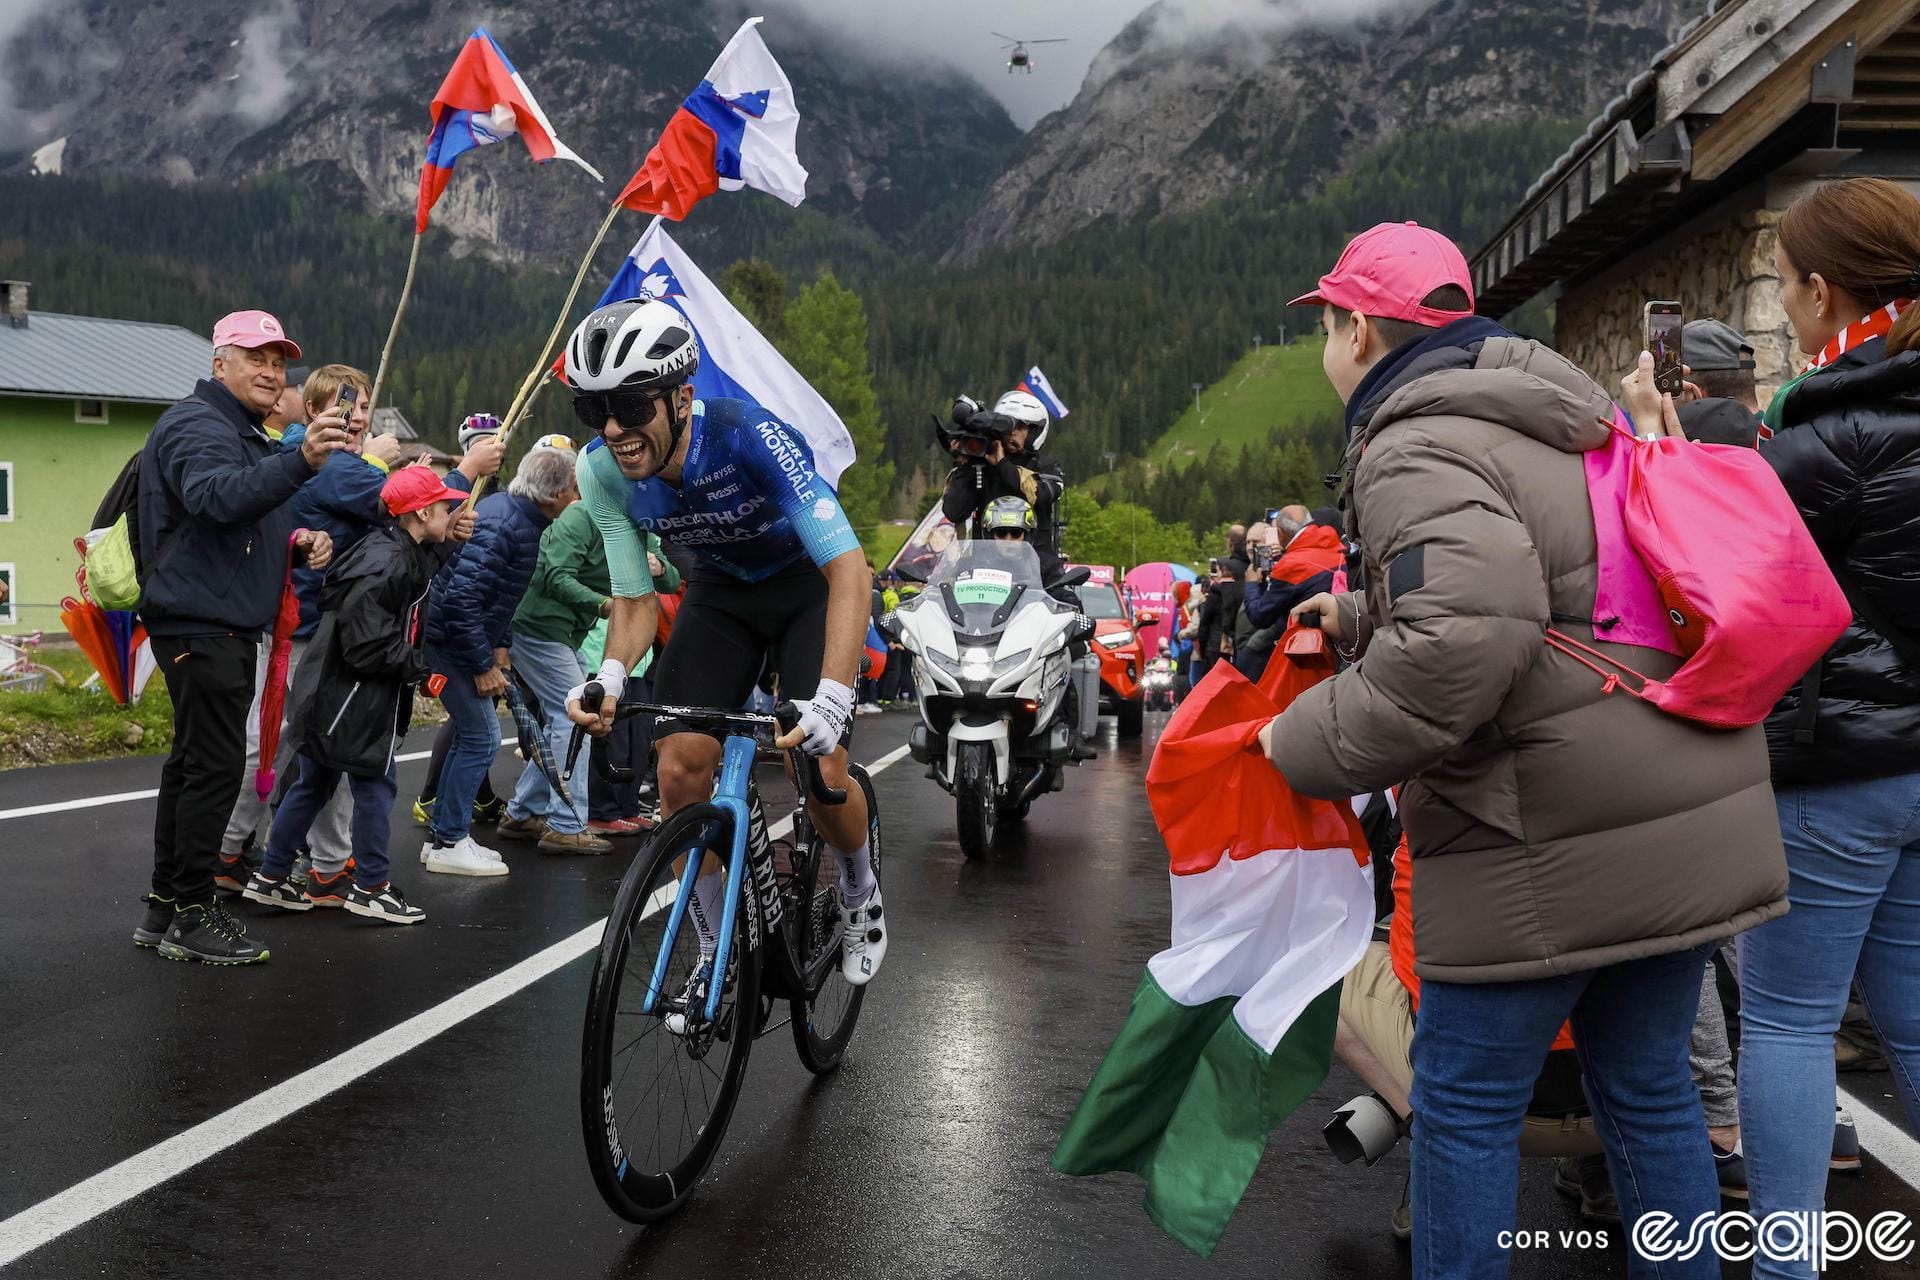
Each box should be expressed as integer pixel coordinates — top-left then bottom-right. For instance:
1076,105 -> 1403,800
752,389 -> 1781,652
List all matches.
642,732 -> 759,1026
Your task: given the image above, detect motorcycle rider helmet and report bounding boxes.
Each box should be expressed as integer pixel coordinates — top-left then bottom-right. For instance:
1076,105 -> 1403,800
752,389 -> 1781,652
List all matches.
993,389 -> 1051,451
565,299 -> 702,457
457,412 -> 502,451
983,495 -> 1035,540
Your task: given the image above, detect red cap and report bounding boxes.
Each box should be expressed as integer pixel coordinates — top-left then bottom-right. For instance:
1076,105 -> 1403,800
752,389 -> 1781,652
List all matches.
382,465 -> 463,516
211,309 -> 302,359
1288,222 -> 1475,327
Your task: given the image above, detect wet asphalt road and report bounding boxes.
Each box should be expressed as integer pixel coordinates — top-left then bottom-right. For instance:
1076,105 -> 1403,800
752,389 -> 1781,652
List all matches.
2,708 -> 1918,1279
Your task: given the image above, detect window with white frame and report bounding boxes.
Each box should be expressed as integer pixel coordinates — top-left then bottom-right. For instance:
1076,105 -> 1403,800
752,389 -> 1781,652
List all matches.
0,461 -> 11,520
0,564 -> 14,626
75,399 -> 108,424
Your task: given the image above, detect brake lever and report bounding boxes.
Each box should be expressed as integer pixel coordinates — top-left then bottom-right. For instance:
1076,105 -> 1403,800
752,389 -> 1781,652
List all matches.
773,700 -> 848,805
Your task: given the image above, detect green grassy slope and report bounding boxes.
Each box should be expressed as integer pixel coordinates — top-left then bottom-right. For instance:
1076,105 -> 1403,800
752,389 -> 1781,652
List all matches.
1148,336 -> 1342,470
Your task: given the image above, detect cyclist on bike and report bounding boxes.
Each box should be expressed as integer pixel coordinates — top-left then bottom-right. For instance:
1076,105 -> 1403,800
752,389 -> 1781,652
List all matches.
562,299 -> 888,993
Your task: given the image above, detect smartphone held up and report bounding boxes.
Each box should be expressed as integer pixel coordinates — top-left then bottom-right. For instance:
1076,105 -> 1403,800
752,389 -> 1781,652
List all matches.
1644,301 -> 1684,395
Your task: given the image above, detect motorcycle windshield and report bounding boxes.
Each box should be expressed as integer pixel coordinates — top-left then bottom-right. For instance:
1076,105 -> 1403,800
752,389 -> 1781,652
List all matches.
925,540 -> 1045,637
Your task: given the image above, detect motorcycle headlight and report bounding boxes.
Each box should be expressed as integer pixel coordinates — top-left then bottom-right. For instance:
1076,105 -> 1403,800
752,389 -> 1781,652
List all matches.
992,648 -> 1032,674
959,646 -> 994,681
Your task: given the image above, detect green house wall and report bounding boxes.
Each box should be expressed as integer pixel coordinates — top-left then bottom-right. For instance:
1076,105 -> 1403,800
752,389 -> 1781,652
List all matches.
0,394 -> 163,636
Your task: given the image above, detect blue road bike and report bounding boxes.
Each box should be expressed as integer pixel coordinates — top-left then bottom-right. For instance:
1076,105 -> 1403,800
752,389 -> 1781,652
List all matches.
573,694 -> 880,1222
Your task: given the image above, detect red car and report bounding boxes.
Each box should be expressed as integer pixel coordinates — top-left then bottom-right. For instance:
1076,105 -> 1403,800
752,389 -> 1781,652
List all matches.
1067,564 -> 1157,738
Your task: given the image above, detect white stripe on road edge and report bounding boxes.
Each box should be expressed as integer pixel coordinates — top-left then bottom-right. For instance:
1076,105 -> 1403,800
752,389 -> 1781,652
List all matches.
0,738 -> 517,823
1839,1085 -> 1920,1193
0,745 -> 907,1267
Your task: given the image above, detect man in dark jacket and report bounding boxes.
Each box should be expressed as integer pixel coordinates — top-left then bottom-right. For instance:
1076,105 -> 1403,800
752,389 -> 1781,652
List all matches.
1194,527 -> 1249,678
420,447 -> 574,871
133,310 -> 348,965
940,390 -> 1067,579
1236,506 -> 1346,680
243,467 -> 467,926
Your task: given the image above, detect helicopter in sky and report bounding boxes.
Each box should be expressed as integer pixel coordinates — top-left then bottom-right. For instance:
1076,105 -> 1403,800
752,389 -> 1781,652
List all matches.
994,32 -> 1066,73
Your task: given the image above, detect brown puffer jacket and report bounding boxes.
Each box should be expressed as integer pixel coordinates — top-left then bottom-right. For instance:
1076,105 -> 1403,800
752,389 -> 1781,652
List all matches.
1268,331 -> 1787,983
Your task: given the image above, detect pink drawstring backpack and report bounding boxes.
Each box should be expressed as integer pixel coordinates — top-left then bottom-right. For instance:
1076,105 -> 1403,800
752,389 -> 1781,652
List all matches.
1554,430 -> 1851,729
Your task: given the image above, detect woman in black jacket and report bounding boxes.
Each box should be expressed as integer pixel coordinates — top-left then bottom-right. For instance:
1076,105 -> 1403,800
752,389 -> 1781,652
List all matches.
1738,177 -> 1920,1271
243,468 -> 469,928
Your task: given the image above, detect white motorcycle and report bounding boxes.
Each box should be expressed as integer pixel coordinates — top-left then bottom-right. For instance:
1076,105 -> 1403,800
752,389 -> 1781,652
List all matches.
883,540 -> 1094,861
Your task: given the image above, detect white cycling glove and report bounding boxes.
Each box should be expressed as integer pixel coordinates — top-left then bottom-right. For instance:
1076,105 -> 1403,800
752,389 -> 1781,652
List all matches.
567,659 -> 629,717
789,678 -> 856,757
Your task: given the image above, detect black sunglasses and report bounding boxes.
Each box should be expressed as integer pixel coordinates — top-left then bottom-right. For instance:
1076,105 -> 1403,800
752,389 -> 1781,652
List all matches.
571,388 -> 668,435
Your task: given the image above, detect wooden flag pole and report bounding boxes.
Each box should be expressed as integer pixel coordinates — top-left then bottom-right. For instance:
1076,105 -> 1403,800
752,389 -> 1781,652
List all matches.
368,231 -> 424,413
497,199 -> 624,430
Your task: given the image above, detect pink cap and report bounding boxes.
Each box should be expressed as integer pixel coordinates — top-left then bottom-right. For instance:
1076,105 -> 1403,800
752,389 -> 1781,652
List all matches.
211,309 -> 302,359
1287,222 -> 1475,327
382,465 -> 463,516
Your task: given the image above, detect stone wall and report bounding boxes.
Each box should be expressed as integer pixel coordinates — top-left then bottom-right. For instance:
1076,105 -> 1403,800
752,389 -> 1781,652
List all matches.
1554,183 -> 1803,403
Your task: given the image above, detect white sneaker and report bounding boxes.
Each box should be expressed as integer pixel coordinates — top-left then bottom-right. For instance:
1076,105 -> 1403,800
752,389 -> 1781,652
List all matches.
855,703 -> 881,715
839,886 -> 888,986
422,837 -> 510,877
420,835 -> 504,866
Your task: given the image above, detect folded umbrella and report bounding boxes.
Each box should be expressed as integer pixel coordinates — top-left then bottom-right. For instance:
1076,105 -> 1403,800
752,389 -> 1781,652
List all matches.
60,596 -> 126,704
506,667 -> 573,808
255,556 -> 303,801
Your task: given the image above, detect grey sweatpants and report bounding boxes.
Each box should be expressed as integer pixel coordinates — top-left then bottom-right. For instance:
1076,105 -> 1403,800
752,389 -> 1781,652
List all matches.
1690,950 -> 1739,1129
220,637 -> 352,873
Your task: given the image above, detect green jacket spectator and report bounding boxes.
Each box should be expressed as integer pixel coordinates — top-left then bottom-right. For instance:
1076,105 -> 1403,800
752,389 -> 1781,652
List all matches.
512,502 -> 680,651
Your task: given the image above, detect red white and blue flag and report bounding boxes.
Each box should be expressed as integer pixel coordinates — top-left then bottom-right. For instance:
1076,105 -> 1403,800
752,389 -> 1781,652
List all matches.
587,221 -> 854,485
1021,366 -> 1071,419
616,17 -> 808,220
415,28 -> 602,233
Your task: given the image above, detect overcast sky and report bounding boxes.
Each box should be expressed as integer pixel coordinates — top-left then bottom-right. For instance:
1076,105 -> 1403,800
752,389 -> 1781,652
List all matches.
758,0 -> 1152,128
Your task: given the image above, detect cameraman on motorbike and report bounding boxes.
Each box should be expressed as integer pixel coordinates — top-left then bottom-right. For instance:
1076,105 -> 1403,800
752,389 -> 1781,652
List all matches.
940,391 -> 1065,577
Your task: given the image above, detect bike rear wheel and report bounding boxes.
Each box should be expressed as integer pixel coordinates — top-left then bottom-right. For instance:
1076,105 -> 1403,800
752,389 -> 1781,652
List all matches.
791,764 -> 880,1074
580,804 -> 761,1222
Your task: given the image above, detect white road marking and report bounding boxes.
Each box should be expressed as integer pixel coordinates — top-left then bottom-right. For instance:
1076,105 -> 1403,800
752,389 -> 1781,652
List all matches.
0,739 -> 515,822
1839,1085 -> 1920,1193
0,747 -> 904,1266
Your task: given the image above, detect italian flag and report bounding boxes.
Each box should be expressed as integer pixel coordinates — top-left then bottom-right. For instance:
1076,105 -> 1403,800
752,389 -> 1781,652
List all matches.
1050,651 -> 1373,1258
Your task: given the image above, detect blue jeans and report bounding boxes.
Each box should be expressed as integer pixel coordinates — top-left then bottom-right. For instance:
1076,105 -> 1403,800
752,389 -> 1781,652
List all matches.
428,645 -> 500,845
506,633 -> 588,834
263,750 -> 399,887
1737,771 -> 1920,1279
1411,945 -> 1719,1280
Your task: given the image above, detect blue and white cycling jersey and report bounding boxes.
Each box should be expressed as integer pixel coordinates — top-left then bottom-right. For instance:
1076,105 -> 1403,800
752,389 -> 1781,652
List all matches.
578,397 -> 861,595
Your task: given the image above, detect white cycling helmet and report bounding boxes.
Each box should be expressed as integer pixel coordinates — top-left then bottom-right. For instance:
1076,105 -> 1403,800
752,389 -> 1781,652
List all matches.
565,298 -> 700,394
994,389 -> 1051,451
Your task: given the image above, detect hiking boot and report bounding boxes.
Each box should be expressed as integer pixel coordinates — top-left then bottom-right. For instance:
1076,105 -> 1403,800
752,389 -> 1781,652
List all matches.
346,881 -> 427,925
1834,1107 -> 1862,1172
422,838 -> 509,877
1553,1154 -> 1620,1224
242,871 -> 313,913
538,829 -> 612,856
839,886 -> 888,986
302,866 -> 354,909
132,893 -> 175,948
1713,1141 -> 1748,1200
495,814 -> 550,842
158,902 -> 269,965
213,852 -> 258,895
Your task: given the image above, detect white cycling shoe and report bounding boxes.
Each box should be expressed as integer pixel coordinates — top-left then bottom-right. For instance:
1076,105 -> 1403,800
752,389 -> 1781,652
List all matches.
839,886 -> 888,986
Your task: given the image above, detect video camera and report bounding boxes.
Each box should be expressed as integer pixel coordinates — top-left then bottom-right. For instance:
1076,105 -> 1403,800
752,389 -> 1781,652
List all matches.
933,394 -> 1015,460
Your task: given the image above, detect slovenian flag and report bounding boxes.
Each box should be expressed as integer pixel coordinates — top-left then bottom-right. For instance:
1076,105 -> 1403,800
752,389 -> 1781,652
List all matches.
1020,366 -> 1070,419
616,17 -> 808,220
585,220 -> 854,486
1051,643 -> 1374,1258
415,29 -> 602,233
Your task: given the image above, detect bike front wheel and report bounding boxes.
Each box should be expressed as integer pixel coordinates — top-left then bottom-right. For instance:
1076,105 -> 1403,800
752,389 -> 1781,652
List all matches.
580,803 -> 761,1223
791,763 -> 879,1074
